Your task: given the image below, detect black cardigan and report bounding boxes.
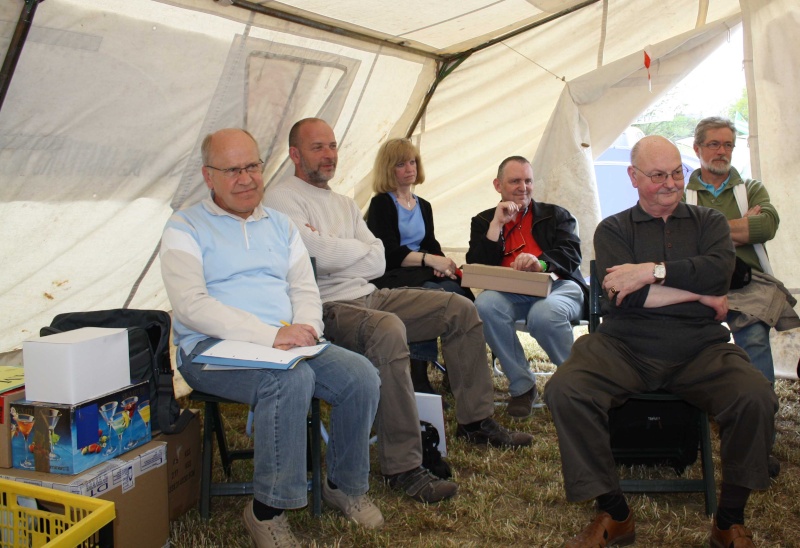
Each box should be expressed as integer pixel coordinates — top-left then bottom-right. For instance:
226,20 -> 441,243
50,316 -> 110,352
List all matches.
365,192 -> 445,289
367,192 -> 443,269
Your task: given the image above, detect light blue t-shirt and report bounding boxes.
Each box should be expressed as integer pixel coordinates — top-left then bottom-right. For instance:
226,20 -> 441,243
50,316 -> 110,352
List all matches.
698,174 -> 731,198
390,193 -> 425,251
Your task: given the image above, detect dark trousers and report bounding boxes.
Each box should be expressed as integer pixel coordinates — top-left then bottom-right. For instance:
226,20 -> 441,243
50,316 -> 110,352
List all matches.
544,333 -> 778,502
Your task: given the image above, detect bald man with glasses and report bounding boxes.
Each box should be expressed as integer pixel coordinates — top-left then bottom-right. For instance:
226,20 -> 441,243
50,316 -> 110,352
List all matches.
545,136 -> 776,548
466,156 -> 588,420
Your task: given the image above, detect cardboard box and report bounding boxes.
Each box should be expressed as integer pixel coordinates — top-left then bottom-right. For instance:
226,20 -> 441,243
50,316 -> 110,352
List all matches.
0,388 -> 25,468
461,264 -> 553,297
1,441 -> 169,548
11,382 -> 151,474
155,409 -> 200,520
23,327 -> 131,405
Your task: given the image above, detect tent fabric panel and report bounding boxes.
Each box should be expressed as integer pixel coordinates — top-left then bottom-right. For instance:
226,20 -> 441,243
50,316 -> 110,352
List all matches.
0,0 -> 247,351
2,0 -> 798,383
166,0 -> 592,54
743,0 -> 800,379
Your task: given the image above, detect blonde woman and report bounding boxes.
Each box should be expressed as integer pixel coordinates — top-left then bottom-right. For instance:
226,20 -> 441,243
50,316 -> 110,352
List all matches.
366,138 -> 472,393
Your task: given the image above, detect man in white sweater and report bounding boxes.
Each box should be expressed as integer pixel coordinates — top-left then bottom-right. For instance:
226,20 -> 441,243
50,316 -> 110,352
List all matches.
266,118 -> 533,504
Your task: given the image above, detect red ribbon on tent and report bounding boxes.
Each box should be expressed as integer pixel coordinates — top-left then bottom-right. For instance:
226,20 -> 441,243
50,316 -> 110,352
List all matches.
644,51 -> 652,92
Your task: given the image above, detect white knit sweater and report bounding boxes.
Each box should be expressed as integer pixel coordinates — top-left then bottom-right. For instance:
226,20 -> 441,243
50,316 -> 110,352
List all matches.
265,176 -> 386,303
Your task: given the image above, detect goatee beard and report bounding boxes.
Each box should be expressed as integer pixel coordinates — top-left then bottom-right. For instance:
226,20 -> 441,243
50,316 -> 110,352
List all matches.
704,159 -> 730,176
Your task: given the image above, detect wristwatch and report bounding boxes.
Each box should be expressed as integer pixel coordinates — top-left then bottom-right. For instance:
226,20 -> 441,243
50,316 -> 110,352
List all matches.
653,262 -> 666,284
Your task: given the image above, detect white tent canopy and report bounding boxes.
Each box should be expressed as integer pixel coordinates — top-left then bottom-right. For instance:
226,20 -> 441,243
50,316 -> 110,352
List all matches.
1,0 -> 798,377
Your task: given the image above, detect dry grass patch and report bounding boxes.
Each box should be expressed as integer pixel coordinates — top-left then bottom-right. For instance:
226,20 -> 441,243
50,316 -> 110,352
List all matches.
170,332 -> 800,547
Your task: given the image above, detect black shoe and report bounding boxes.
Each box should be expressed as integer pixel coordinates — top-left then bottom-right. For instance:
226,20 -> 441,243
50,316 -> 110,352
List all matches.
456,417 -> 533,448
410,359 -> 437,394
384,466 -> 458,503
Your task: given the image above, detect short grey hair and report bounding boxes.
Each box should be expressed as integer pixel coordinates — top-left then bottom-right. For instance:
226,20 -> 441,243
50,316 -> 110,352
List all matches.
694,117 -> 736,148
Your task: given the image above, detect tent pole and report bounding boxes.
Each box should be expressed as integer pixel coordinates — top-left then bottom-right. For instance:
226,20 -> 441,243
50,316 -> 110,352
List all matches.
0,0 -> 42,114
405,56 -> 470,137
404,0 -> 600,137
455,0 -> 600,58
220,0 -> 446,61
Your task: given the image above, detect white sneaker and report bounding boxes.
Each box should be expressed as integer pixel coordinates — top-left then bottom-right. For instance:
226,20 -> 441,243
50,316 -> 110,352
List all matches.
322,481 -> 385,529
242,501 -> 300,548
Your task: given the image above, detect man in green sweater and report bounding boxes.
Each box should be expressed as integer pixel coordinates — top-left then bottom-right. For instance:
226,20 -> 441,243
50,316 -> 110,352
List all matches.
684,116 -> 799,479
684,117 -> 797,389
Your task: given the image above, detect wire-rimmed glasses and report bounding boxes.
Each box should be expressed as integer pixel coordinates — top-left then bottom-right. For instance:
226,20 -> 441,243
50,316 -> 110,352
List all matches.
205,161 -> 264,179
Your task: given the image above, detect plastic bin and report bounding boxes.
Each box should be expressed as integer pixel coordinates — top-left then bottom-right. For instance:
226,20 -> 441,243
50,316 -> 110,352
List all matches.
0,479 -> 115,547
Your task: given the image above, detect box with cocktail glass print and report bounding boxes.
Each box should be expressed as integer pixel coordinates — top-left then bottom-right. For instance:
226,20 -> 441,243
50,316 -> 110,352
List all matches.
10,381 -> 150,474
0,387 -> 26,468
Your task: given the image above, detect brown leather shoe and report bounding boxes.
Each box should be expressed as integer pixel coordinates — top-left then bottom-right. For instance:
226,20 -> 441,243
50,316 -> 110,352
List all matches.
506,386 -> 537,420
564,511 -> 635,547
710,520 -> 755,548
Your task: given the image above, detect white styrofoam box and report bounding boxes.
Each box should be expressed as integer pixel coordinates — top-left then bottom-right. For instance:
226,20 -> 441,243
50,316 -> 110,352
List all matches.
23,327 -> 131,404
415,392 -> 447,457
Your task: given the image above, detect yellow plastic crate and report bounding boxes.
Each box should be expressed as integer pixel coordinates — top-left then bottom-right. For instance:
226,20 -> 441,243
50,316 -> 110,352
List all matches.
0,479 -> 115,547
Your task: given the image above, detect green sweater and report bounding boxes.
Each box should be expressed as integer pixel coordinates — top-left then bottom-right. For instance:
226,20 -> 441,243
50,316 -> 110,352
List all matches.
684,167 -> 779,273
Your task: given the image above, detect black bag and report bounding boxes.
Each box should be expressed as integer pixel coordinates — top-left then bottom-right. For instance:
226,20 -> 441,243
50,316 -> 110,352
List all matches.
420,420 -> 451,479
729,256 -> 752,290
608,397 -> 700,474
40,309 -> 193,435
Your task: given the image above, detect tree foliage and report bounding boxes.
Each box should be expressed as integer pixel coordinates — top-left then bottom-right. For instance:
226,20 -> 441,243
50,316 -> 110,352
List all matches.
728,88 -> 748,122
633,114 -> 701,142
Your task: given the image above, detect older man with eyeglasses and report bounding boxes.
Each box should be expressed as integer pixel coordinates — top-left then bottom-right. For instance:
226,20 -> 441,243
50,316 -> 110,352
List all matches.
466,156 -> 588,420
545,136 -> 777,548
684,116 -> 798,481
161,128 -> 384,547
684,117 -> 797,390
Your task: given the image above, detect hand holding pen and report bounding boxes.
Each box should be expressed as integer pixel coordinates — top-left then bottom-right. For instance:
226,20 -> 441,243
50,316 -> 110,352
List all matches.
274,320 -> 320,350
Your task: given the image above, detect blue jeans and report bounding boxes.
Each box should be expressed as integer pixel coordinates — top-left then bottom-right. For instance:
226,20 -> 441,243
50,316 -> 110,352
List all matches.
728,312 -> 774,385
180,339 -> 380,509
475,279 -> 584,396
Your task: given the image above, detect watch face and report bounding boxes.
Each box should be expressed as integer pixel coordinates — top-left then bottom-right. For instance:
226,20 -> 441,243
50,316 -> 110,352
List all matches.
654,264 -> 666,279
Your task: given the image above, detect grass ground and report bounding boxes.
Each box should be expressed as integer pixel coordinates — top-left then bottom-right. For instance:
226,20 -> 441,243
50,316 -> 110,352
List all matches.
169,333 -> 800,547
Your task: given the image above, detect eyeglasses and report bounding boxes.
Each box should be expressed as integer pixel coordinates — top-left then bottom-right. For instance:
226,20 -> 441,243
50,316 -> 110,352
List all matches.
205,160 -> 264,179
631,165 -> 689,185
503,241 -> 526,257
700,141 -> 735,151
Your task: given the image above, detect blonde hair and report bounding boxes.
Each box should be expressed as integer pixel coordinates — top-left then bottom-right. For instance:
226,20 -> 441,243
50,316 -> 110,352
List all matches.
371,138 -> 426,194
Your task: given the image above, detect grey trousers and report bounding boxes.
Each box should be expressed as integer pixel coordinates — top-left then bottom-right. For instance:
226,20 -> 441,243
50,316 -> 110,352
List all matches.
323,287 -> 494,475
544,333 -> 778,502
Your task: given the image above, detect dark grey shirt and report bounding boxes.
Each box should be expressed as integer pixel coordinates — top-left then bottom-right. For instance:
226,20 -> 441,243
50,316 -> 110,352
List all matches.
594,202 -> 735,363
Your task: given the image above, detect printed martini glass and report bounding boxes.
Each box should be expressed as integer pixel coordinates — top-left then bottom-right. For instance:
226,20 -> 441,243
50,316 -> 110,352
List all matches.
110,412 -> 128,455
136,402 -> 151,442
40,408 -> 61,460
15,414 -> 35,469
121,396 -> 139,449
99,401 -> 119,455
